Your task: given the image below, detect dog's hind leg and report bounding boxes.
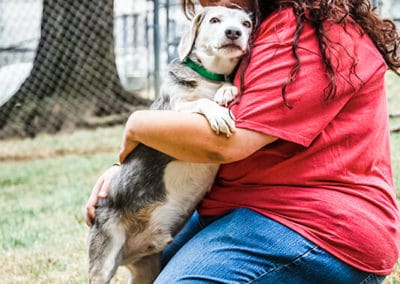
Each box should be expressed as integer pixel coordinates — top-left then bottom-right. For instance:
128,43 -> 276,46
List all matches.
125,253 -> 161,284
88,219 -> 126,284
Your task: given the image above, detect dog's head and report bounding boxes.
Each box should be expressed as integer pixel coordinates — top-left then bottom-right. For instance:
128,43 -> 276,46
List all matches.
178,6 -> 252,61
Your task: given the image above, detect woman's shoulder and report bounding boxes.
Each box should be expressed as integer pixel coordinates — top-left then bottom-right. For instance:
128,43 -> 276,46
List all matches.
256,8 -> 383,66
256,8 -> 297,43
257,8 -> 371,45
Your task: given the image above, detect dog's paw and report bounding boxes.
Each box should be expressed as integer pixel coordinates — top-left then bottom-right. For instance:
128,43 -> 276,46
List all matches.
204,106 -> 236,137
214,83 -> 238,107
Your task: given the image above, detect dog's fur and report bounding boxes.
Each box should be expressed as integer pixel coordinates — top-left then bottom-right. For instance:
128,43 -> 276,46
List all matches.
88,6 -> 252,284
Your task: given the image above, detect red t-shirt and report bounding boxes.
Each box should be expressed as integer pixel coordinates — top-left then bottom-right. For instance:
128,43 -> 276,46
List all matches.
198,8 -> 400,275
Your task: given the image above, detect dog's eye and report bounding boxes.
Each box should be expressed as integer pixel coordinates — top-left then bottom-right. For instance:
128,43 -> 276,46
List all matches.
209,17 -> 220,24
243,20 -> 252,28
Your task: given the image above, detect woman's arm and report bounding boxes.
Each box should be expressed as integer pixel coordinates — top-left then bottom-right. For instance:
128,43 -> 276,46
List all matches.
119,110 -> 278,164
87,110 -> 277,226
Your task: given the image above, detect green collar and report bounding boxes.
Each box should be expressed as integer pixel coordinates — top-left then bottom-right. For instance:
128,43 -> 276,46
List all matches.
183,57 -> 230,82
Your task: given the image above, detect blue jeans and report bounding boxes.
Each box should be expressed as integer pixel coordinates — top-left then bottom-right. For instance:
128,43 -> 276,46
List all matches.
155,208 -> 385,284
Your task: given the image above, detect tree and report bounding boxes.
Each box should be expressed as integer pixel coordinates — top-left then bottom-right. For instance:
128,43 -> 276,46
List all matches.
0,0 -> 150,138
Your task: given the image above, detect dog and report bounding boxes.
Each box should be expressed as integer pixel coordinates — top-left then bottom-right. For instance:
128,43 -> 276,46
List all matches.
88,6 -> 252,284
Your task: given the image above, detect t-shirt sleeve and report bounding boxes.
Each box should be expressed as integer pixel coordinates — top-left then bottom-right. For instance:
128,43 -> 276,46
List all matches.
231,9 -> 363,147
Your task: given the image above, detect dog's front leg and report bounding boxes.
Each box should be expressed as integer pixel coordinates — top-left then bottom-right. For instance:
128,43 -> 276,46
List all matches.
174,99 -> 236,137
125,253 -> 161,284
214,82 -> 238,107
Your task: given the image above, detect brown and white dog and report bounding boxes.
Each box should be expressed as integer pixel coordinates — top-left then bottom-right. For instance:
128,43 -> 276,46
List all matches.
88,6 -> 252,284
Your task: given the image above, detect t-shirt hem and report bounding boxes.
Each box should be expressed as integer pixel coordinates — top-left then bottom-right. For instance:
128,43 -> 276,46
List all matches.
256,209 -> 395,275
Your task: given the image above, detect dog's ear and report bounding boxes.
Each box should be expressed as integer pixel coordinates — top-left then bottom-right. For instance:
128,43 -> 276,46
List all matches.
178,8 -> 208,61
88,220 -> 125,283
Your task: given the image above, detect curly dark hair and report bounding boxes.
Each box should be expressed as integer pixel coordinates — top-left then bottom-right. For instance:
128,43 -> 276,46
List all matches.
180,0 -> 400,106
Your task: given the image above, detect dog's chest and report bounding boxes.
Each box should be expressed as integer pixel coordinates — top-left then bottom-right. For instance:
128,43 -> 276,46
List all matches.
192,79 -> 223,100
163,161 -> 219,205
150,161 -> 219,234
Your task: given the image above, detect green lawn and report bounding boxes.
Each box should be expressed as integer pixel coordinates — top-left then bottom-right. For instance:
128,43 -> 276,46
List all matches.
0,153 -> 112,282
0,128 -> 129,283
0,72 -> 399,283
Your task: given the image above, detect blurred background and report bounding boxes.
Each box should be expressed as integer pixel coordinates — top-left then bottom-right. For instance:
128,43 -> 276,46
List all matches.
0,0 -> 399,139
0,0 -> 189,139
0,0 -> 399,283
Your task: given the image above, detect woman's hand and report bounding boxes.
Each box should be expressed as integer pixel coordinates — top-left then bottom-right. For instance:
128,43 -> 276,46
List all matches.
85,165 -> 120,227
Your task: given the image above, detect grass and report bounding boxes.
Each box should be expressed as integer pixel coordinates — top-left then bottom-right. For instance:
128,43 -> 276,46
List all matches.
0,129 -> 129,283
0,153 -> 111,283
0,73 -> 399,283
0,126 -> 124,162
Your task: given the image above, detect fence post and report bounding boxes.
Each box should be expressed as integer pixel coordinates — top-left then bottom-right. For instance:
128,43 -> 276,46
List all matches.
153,0 -> 161,98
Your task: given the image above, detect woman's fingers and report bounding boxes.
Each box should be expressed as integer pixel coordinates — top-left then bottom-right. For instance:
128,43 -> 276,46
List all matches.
85,177 -> 104,227
85,165 -> 120,227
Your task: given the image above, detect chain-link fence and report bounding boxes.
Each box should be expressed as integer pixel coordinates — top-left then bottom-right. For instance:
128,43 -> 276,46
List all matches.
0,0 -> 398,140
0,0 -> 188,139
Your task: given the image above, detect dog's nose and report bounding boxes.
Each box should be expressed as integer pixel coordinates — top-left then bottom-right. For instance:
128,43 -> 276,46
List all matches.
225,27 -> 242,40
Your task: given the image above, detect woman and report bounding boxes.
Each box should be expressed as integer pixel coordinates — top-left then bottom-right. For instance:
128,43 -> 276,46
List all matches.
86,0 -> 400,282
